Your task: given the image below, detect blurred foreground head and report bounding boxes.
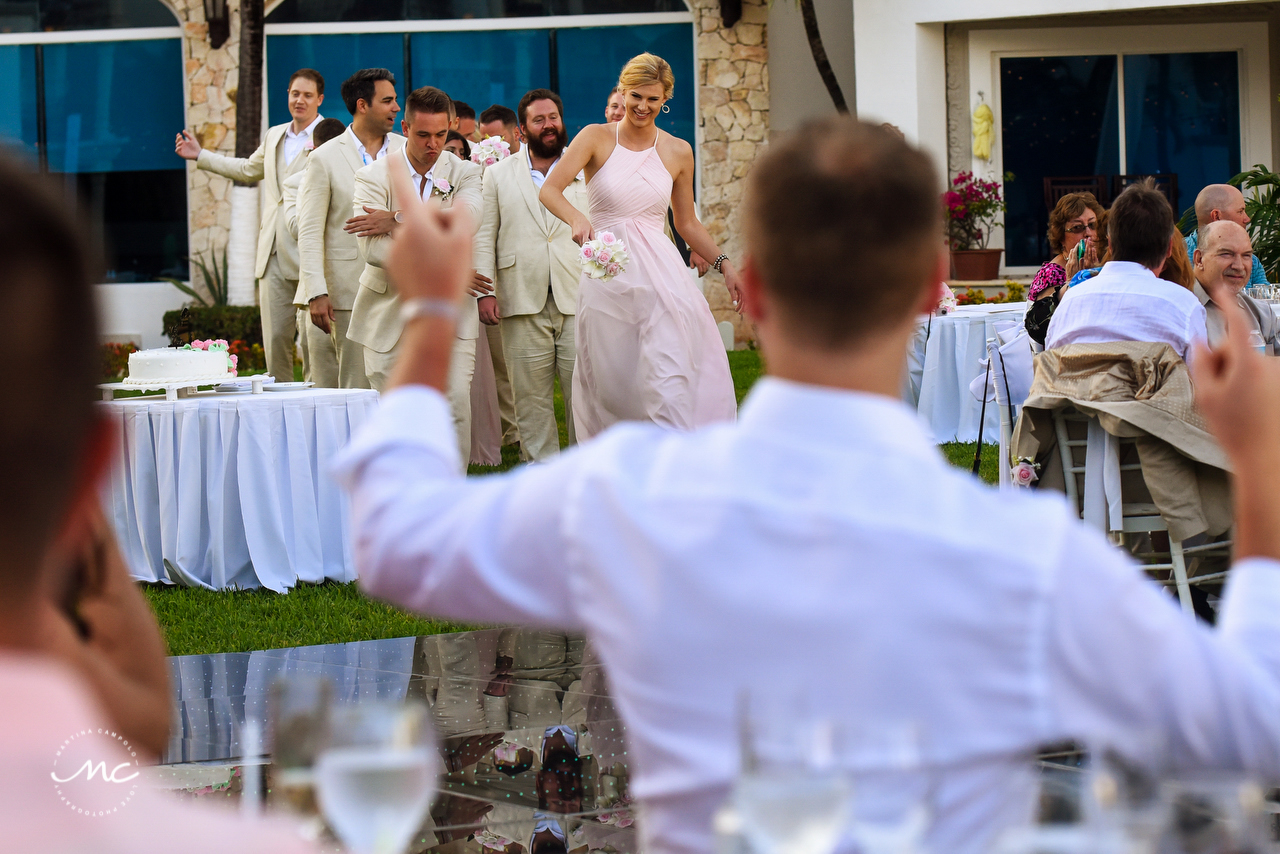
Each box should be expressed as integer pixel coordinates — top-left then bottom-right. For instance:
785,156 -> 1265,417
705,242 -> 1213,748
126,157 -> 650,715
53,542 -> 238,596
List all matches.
744,116 -> 942,350
0,156 -> 99,588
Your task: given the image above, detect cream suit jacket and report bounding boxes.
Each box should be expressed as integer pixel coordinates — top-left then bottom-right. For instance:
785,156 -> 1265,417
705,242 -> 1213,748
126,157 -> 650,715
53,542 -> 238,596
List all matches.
196,122 -> 309,279
348,150 -> 484,352
298,130 -> 406,311
281,169 -> 307,306
473,152 -> 589,319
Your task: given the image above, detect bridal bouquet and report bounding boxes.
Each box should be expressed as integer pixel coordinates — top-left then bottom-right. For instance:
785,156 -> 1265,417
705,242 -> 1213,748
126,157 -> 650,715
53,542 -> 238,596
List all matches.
471,135 -> 511,167
580,231 -> 630,282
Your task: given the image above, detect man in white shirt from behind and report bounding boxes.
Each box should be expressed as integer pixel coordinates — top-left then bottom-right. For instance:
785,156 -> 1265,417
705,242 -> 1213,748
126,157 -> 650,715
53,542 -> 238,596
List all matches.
335,120 -> 1280,854
1047,179 -> 1207,363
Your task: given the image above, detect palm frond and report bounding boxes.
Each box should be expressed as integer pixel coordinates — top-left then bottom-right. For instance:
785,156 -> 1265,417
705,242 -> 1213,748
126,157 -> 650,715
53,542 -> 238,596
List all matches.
1231,165 -> 1280,282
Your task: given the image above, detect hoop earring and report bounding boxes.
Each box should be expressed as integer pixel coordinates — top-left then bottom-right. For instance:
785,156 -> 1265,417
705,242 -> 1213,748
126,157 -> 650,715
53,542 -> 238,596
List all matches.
661,104 -> 671,114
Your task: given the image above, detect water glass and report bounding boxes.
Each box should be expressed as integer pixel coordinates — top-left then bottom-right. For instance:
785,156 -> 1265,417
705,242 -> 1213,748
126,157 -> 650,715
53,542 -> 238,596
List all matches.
733,689 -> 853,854
267,674 -> 332,815
315,700 -> 439,854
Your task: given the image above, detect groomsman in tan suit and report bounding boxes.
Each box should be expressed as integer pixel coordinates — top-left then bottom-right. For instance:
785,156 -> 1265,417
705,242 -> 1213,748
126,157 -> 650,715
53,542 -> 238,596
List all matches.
176,68 -> 325,382
473,89 -> 587,460
282,118 -> 347,384
298,68 -> 403,389
348,87 -> 483,459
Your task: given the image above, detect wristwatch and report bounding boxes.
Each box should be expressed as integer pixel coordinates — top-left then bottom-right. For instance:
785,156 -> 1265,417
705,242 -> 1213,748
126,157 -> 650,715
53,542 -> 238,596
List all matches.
394,210 -> 404,223
400,297 -> 460,325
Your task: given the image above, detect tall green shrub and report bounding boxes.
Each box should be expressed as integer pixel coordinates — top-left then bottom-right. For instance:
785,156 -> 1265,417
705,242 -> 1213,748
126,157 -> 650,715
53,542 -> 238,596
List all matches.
162,305 -> 262,347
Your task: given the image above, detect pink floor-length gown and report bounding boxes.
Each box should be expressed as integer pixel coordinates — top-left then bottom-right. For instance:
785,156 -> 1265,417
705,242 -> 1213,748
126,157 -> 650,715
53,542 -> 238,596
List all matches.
572,128 -> 737,439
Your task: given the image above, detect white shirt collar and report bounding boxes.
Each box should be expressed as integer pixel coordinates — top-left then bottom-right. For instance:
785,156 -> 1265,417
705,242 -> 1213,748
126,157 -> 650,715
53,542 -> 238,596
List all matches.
402,146 -> 441,198
285,114 -> 323,140
347,125 -> 390,166
526,145 -> 560,177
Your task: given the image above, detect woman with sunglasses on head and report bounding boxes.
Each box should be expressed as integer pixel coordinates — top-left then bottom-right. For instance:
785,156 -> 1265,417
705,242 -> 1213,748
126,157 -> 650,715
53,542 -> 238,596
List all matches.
1025,192 -> 1106,345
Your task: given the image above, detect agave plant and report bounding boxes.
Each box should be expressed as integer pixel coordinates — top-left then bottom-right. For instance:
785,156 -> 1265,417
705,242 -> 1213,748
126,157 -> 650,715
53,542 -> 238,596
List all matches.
1230,164 -> 1280,282
162,247 -> 229,307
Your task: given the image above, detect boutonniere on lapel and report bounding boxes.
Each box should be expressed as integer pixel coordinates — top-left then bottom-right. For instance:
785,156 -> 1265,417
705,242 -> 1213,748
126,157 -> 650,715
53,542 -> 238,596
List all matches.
432,176 -> 457,202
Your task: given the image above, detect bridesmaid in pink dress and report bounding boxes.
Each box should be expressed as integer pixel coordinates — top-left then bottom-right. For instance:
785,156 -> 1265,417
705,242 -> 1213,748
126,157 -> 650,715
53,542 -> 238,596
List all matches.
539,53 -> 739,439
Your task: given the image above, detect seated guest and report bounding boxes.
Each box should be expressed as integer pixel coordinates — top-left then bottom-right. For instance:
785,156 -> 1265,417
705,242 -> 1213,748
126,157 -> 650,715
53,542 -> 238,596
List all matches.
1046,179 -> 1207,363
1160,224 -> 1196,290
445,129 -> 471,162
336,119 -> 1280,854
1025,192 -> 1104,344
1193,220 -> 1279,353
1186,183 -> 1268,285
0,160 -> 315,851
1063,209 -> 1109,288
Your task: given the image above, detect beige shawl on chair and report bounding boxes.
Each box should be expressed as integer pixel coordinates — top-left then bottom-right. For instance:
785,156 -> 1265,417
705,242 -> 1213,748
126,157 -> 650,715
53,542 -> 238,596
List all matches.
1011,342 -> 1231,541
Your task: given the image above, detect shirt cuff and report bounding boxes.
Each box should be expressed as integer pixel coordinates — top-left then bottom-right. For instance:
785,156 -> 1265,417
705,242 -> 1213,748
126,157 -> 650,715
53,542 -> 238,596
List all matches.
331,385 -> 460,487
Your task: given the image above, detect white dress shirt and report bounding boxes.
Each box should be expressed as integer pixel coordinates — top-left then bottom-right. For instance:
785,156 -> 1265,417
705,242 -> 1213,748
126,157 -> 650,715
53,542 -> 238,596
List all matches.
526,147 -> 560,190
403,146 -> 437,199
282,114 -> 323,165
347,125 -> 391,166
1047,261 -> 1208,362
333,377 -> 1280,854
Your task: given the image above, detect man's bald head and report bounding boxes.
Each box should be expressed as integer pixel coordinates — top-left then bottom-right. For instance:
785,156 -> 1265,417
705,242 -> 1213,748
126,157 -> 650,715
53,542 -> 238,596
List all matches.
1195,184 -> 1249,230
1195,219 -> 1253,296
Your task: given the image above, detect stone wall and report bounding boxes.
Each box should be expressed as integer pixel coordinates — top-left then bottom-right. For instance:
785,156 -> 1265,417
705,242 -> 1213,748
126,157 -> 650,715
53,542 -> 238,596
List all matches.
692,0 -> 769,346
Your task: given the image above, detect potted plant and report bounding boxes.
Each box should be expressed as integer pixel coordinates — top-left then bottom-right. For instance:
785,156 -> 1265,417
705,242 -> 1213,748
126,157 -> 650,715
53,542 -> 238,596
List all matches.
945,171 -> 1007,280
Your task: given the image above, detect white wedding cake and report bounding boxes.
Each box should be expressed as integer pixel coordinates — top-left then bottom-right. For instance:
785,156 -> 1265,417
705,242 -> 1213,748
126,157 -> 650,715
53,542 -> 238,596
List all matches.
124,341 -> 237,386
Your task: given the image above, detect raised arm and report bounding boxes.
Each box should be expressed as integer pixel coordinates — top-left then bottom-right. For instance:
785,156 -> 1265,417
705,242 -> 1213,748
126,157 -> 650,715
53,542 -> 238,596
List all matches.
539,125 -> 602,245
1044,288 -> 1280,776
331,157 -> 583,628
182,131 -> 268,185
669,139 -> 742,309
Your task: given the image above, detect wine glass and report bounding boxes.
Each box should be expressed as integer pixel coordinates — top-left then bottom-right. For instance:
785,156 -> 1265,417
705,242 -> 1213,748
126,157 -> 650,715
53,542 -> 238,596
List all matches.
315,700 -> 439,854
733,688 -> 853,854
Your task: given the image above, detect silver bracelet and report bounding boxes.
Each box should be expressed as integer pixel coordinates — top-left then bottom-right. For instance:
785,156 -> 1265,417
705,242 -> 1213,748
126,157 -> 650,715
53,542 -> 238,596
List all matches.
711,253 -> 729,272
400,297 -> 460,325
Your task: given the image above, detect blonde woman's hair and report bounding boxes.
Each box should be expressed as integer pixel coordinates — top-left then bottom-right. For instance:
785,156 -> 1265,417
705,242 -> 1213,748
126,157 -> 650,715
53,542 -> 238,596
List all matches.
617,52 -> 675,101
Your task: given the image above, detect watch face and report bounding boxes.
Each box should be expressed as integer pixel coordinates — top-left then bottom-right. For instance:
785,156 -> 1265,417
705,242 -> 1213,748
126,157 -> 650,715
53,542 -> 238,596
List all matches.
395,211 -> 403,223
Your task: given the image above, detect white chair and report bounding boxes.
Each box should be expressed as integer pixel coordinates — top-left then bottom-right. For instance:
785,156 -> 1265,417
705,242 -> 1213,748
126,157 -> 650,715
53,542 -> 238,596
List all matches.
970,329 -> 1034,489
1052,408 -> 1230,614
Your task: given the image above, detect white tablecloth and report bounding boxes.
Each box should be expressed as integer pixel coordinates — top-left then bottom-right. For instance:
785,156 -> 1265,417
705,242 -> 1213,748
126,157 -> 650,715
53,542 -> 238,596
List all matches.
101,387 -> 379,591
905,302 -> 1028,443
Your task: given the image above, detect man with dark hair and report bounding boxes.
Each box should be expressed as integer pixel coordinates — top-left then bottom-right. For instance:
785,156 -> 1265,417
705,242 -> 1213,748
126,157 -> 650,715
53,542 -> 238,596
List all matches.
338,116 -> 1280,854
347,86 -> 483,461
479,103 -> 521,154
453,99 -> 479,141
297,68 -> 402,388
1047,179 -> 1207,363
175,67 -> 326,383
0,158 -> 317,851
472,88 -> 585,460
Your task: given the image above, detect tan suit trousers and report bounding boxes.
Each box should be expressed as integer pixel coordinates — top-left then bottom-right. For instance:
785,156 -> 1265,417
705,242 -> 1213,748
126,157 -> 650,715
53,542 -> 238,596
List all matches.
305,309 -> 365,389
486,323 -> 520,446
365,337 -> 477,466
260,254 -> 300,382
502,289 -> 576,461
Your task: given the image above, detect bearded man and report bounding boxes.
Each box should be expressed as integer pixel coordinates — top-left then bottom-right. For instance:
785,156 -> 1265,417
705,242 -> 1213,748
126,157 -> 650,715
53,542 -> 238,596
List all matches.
471,89 -> 589,460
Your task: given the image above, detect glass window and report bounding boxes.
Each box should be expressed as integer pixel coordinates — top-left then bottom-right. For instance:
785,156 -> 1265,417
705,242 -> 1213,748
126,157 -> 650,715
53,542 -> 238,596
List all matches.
410,29 -> 550,119
0,0 -> 175,32
0,44 -> 38,161
1000,55 -> 1119,267
43,39 -> 184,172
556,23 -> 695,147
1124,51 -> 1240,219
267,0 -> 684,22
267,34 -> 406,126
67,169 -> 189,281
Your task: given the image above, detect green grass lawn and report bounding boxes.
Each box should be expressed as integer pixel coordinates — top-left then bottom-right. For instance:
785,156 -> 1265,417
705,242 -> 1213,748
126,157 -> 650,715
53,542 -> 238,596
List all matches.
144,348 -> 998,655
